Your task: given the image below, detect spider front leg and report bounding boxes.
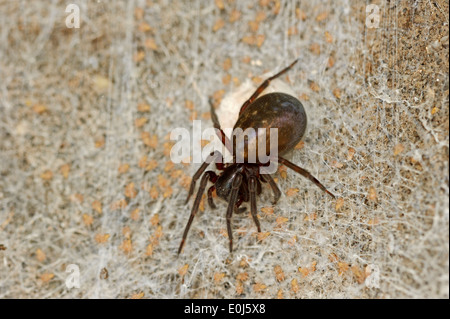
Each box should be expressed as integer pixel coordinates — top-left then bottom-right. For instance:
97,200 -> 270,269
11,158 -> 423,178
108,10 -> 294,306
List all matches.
278,156 -> 335,199
261,174 -> 281,204
248,175 -> 261,233
226,173 -> 243,253
207,185 -> 217,209
178,171 -> 216,254
185,151 -> 222,204
239,59 -> 299,115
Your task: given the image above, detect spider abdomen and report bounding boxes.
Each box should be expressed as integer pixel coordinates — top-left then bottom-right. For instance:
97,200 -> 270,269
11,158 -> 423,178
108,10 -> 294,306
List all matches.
232,92 -> 307,162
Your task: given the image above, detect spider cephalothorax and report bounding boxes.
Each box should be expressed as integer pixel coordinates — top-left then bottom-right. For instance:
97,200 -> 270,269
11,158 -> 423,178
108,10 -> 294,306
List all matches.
178,59 -> 335,254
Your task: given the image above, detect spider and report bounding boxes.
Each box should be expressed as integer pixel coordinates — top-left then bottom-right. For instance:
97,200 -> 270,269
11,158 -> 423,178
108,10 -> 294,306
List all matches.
178,59 -> 335,254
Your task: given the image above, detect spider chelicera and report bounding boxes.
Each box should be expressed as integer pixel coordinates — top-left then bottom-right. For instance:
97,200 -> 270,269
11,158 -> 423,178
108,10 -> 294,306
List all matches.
178,59 -> 335,254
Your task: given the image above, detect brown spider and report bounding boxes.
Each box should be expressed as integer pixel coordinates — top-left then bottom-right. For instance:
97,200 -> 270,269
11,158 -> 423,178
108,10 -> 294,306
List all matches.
178,59 -> 335,254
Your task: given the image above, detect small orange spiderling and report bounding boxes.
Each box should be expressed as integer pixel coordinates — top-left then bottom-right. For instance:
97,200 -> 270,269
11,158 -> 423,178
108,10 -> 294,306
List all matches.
137,103 -> 151,112
222,73 -> 231,85
213,18 -> 225,32
368,187 -> 377,202
331,160 -> 344,169
111,198 -> 127,210
40,170 -> 53,181
288,26 -> 298,36
333,88 -> 342,99
170,169 -> 183,179
316,11 -> 329,22
178,264 -> 189,276
124,182 -> 138,199
242,35 -> 255,45
145,243 -> 153,256
291,278 -> 299,293
253,282 -> 267,293
240,257 -> 250,268
185,100 -> 194,110
327,56 -> 336,68
296,8 -> 306,20
299,93 -> 309,101
40,273 -> 54,283
298,266 -> 309,277
138,22 -> 153,32
431,107 -> 438,115
95,233 -> 110,244
118,163 -> 130,174
335,197 -> 344,211
138,156 -> 148,168
347,147 -> 356,160
135,117 -> 148,128
70,193 -> 84,203
276,216 -> 289,225
122,226 -> 132,239
329,253 -> 339,263
255,11 -> 266,22
249,20 -> 259,32
288,235 -> 297,246
351,265 -> 366,284
36,249 -> 46,262
236,280 -> 244,295
277,289 -> 283,299
32,104 -> 47,114
130,292 -> 145,299
145,159 -> 158,171
309,81 -> 320,92
310,43 -> 321,55
257,231 -> 270,241
236,272 -> 249,282
286,188 -> 299,197
157,175 -> 170,189
120,239 -> 133,254
60,164 -> 70,179
144,38 -> 158,50
214,0 -> 225,10
163,186 -> 173,198
261,206 -> 274,215
141,132 -> 158,148
229,9 -> 241,23
134,7 -> 144,20
223,58 -> 232,71
256,34 -> 265,47
368,217 -> 380,226
150,214 -> 159,226
274,265 -> 285,282
394,143 -> 405,156
164,161 -> 174,172
324,31 -> 333,43
130,208 -> 140,221
304,212 -> 317,221
133,50 -> 145,63
338,262 -> 349,275
83,214 -> 94,226
92,200 -> 102,214
214,272 -> 226,284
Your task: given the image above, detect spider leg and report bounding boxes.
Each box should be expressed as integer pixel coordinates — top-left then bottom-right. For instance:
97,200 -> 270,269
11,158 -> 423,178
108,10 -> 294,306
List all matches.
261,174 -> 281,204
226,173 -> 243,253
185,151 -> 222,204
239,59 -> 299,115
178,171 -> 214,254
207,185 -> 217,209
209,98 -> 233,154
277,156 -> 335,199
248,175 -> 262,233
